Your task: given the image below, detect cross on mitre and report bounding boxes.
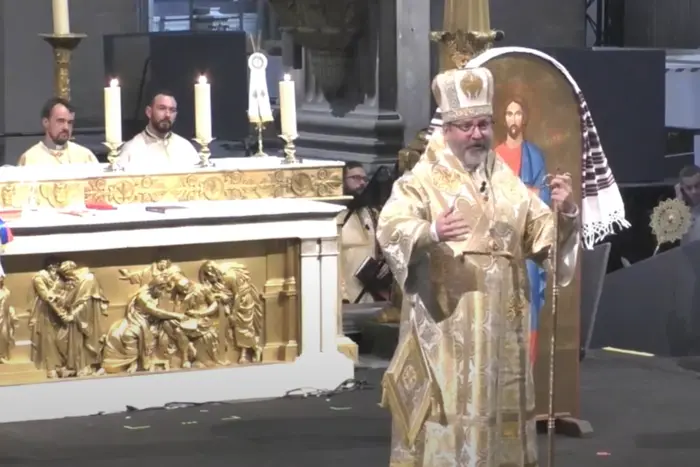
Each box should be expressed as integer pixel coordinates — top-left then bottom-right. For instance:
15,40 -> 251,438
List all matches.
460,71 -> 483,99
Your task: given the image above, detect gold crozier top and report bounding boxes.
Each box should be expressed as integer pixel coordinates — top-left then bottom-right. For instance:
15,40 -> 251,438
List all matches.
431,0 -> 504,70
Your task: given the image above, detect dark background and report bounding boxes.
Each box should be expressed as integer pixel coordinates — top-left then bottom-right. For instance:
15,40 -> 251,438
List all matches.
541,48 -> 667,185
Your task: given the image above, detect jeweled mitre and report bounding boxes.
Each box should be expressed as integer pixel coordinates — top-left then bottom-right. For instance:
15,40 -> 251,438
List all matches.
431,67 -> 494,123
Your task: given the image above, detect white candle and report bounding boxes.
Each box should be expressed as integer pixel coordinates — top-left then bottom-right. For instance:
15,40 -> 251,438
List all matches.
104,79 -> 122,144
279,74 -> 297,137
52,0 -> 70,35
195,75 -> 212,141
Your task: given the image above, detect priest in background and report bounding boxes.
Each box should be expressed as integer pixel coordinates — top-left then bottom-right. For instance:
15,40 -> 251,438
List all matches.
378,66 -> 580,466
338,162 -> 388,304
119,91 -> 199,169
17,98 -> 98,166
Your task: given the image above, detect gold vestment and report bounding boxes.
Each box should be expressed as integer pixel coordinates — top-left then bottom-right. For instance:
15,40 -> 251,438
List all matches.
18,141 -> 98,166
377,144 -> 579,467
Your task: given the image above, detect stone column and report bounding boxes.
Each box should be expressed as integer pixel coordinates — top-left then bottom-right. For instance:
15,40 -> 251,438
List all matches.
319,237 -> 340,353
298,236 -> 354,375
269,0 -> 405,167
396,0 -> 433,147
299,238 -> 323,357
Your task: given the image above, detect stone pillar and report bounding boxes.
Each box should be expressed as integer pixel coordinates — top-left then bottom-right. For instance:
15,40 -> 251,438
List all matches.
396,0 -> 433,147
319,237 -> 340,353
299,238 -> 323,357
269,0 -> 405,167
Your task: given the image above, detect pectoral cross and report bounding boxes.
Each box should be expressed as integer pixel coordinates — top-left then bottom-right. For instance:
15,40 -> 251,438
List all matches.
431,0 -> 503,70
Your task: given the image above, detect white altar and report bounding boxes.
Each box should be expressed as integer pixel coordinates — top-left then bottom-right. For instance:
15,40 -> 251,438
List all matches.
0,198 -> 354,423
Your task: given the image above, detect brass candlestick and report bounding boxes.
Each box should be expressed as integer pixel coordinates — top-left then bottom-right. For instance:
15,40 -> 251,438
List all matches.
103,142 -> 124,172
39,33 -> 86,101
279,134 -> 299,164
193,138 -> 215,167
253,122 -> 269,157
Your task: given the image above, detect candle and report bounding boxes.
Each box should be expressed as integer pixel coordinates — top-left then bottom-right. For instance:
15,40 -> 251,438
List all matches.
195,75 -> 212,141
279,74 -> 297,137
104,79 -> 122,144
52,0 -> 70,35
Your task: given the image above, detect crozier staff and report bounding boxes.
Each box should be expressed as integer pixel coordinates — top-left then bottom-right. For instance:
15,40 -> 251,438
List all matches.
377,66 -> 580,467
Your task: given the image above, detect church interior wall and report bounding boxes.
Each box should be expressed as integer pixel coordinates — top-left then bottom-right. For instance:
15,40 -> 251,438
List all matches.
0,0 -> 141,165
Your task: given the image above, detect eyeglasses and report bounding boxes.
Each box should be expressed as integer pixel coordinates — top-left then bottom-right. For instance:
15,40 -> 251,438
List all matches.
448,119 -> 494,134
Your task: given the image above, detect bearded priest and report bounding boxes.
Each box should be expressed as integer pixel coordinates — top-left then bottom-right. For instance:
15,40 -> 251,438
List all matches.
377,66 -> 581,466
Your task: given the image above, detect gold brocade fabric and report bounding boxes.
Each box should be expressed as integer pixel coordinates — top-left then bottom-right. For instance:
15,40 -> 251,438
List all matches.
377,142 -> 579,467
17,141 -> 99,166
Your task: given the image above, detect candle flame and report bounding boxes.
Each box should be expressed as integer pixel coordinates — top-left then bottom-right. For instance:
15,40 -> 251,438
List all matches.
198,75 -> 208,85
283,74 -> 292,81
109,79 -> 119,87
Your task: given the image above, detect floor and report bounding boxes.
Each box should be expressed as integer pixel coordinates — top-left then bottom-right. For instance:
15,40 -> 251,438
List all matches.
1,350 -> 700,466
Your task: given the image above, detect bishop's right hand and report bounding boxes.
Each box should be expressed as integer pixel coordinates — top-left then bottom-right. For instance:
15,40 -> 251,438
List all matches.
435,205 -> 471,242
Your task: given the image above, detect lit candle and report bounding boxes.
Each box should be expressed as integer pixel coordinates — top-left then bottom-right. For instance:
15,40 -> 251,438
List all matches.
279,74 -> 297,137
52,0 -> 70,35
195,75 -> 212,141
104,79 -> 122,144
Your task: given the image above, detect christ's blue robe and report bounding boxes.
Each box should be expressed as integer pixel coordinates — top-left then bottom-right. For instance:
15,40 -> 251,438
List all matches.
519,141 -> 550,361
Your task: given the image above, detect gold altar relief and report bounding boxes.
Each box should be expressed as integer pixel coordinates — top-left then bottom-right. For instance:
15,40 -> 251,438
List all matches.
0,166 -> 343,209
0,240 -> 301,386
0,278 -> 18,363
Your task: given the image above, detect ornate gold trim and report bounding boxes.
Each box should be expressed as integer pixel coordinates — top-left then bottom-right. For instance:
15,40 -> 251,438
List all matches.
0,166 -> 344,209
382,323 -> 436,447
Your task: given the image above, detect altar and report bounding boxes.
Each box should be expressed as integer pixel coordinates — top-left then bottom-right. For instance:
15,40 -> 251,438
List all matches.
0,157 -> 346,208
0,189 -> 354,422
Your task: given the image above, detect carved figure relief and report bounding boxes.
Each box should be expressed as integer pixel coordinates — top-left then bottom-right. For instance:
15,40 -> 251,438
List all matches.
20,258 -> 266,380
28,260 -> 109,378
0,277 -> 17,362
198,261 -> 265,364
102,275 -> 191,373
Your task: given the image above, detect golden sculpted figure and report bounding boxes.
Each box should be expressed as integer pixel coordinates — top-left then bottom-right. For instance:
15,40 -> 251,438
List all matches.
0,277 -> 17,362
169,272 -> 224,368
119,259 -> 181,286
16,257 -> 266,380
28,260 -> 109,378
102,260 -> 264,373
102,275 -> 191,374
199,261 -> 264,364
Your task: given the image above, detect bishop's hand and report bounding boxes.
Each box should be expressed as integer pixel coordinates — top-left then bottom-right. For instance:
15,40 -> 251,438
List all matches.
548,172 -> 576,215
435,204 -> 471,242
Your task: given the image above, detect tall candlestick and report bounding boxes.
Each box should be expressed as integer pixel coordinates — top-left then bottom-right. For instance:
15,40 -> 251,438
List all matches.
444,0 -> 490,33
279,74 -> 297,137
195,75 -> 212,141
52,0 -> 70,35
104,79 -> 122,144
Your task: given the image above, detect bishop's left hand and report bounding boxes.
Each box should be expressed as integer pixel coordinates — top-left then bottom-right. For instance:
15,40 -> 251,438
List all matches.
547,172 -> 576,215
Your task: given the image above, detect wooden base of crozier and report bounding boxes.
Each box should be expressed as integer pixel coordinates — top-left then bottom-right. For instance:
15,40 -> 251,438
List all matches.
338,337 -> 359,362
